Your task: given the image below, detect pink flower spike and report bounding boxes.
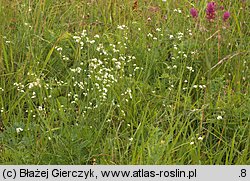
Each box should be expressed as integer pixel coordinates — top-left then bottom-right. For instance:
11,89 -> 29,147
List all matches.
223,11 -> 230,21
206,2 -> 216,21
190,8 -> 198,18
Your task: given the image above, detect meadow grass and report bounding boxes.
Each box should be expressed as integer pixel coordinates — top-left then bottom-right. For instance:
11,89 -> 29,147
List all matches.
0,0 -> 249,164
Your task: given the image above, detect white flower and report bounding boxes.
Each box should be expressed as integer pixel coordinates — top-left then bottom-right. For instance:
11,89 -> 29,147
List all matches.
156,28 -> 161,32
217,115 -> 223,120
117,25 -> 126,30
16,127 -> 23,133
56,46 -> 62,51
190,141 -> 195,145
198,136 -> 203,141
81,30 -> 87,37
89,40 -> 95,44
186,66 -> 193,71
38,106 -> 43,111
147,33 -> 153,37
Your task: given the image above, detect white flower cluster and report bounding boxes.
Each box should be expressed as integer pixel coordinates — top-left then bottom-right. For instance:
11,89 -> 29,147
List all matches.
13,82 -> 25,93
190,135 -> 204,145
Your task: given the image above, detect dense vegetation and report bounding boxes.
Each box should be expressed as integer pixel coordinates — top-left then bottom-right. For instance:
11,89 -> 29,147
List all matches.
0,0 -> 249,164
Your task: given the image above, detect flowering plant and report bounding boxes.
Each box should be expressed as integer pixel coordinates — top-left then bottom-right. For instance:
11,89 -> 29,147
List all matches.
189,1 -> 231,62
190,1 -> 230,23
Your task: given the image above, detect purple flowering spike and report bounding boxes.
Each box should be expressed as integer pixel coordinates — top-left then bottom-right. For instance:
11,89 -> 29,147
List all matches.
223,11 -> 230,21
190,8 -> 198,18
206,2 -> 216,21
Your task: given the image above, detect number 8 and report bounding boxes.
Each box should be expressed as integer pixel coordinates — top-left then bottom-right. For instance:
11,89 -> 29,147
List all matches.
241,169 -> 246,177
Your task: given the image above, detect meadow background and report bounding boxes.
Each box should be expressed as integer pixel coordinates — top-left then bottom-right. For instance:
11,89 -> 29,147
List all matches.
0,0 -> 249,164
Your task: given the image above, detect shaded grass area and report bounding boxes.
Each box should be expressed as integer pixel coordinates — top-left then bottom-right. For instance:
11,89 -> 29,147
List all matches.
0,0 -> 249,164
